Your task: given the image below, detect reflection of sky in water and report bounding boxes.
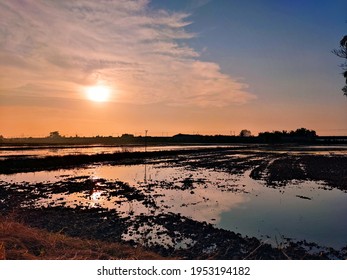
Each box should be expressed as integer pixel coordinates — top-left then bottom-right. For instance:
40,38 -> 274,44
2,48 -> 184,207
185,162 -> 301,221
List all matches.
219,174 -> 347,249
1,144 -> 347,159
122,223 -> 195,249
1,161 -> 347,249
0,145 -> 240,158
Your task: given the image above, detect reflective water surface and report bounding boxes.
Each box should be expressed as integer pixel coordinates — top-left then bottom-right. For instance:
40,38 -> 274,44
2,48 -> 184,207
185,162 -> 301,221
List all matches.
0,144 -> 240,158
1,144 -> 347,159
1,158 -> 346,249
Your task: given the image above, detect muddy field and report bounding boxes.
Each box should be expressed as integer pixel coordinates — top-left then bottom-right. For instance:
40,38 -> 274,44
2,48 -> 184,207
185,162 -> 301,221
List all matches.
0,145 -> 346,259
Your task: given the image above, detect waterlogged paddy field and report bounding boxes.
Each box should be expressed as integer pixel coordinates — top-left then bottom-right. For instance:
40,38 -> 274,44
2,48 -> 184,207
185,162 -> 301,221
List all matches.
0,145 -> 347,259
0,144 -> 238,159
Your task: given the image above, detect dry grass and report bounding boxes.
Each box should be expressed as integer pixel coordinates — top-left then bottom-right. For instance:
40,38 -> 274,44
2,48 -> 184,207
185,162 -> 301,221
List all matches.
0,216 -> 164,260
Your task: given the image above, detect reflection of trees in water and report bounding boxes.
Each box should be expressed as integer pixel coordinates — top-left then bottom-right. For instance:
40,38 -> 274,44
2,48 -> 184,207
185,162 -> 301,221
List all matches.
48,148 -> 59,153
128,202 -> 134,215
143,162 -> 152,183
144,162 -> 147,183
120,145 -> 134,153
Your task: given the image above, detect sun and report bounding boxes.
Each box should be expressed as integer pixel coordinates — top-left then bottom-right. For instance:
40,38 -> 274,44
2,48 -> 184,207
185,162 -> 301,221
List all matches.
86,85 -> 111,102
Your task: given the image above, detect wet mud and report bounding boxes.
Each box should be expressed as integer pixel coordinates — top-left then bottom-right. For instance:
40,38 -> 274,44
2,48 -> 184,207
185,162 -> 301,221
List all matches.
249,154 -> 347,190
0,146 -> 346,259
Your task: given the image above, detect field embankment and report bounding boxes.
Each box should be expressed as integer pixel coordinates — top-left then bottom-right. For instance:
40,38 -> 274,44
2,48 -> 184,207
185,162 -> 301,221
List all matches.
0,215 -> 163,260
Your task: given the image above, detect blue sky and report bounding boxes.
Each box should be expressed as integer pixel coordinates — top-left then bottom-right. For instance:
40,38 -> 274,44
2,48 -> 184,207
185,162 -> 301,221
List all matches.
150,0 -> 347,134
0,0 -> 346,137
151,0 -> 346,100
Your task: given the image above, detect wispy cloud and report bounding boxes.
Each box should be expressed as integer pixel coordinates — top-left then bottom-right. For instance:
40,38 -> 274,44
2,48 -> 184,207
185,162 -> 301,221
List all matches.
185,0 -> 213,11
0,0 -> 255,106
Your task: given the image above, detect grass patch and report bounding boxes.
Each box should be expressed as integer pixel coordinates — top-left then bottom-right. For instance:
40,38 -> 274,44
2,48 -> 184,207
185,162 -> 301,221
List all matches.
0,216 -> 164,260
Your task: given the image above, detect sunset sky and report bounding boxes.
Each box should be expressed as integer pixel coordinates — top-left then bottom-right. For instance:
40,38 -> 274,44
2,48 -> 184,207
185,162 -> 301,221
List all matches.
1,0 -> 346,137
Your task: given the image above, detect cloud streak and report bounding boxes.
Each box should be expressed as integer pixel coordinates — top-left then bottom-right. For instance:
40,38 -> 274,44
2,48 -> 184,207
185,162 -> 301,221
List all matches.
0,0 -> 255,106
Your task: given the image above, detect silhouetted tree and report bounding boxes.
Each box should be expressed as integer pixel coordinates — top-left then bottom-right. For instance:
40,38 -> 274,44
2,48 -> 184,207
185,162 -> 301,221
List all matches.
332,35 -> 347,96
258,128 -> 316,143
239,129 -> 252,137
290,128 -> 316,138
258,131 -> 283,143
48,131 -> 62,138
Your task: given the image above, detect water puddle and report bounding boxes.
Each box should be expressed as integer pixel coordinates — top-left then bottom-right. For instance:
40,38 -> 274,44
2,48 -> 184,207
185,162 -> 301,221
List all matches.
0,161 -> 346,250
0,145 -> 240,159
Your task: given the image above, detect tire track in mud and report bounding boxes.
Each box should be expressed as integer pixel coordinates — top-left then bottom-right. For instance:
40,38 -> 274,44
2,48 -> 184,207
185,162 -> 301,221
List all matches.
249,154 -> 347,191
1,147 -> 346,259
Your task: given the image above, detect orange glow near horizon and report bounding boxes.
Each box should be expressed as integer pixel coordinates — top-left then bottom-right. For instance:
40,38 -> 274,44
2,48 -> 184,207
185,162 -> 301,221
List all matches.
0,1 -> 346,138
